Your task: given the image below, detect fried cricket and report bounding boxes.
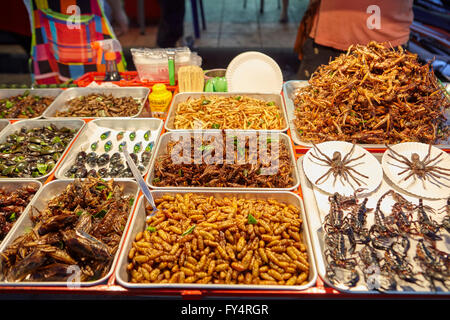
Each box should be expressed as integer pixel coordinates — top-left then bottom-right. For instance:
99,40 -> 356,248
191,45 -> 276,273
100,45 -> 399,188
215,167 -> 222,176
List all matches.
293,41 -> 449,144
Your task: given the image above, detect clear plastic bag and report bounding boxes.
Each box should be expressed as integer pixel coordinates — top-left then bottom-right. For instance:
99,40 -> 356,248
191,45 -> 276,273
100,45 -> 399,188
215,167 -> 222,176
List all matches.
131,47 -> 202,82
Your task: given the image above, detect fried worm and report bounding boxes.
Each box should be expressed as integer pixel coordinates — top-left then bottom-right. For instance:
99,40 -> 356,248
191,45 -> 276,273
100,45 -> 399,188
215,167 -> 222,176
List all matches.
293,41 -> 449,144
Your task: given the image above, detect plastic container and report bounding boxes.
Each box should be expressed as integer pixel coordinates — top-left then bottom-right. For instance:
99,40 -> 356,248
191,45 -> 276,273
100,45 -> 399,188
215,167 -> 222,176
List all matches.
74,71 -> 178,92
148,83 -> 172,117
131,47 -> 202,82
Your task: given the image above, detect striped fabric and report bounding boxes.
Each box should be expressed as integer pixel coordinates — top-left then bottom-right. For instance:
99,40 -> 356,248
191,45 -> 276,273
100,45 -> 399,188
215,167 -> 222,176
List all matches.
25,0 -> 126,84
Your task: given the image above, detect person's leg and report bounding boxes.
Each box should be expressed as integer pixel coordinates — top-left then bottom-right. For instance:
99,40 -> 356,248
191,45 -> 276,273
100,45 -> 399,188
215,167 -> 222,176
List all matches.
279,0 -> 289,23
106,0 -> 129,36
157,0 -> 186,48
297,37 -> 343,80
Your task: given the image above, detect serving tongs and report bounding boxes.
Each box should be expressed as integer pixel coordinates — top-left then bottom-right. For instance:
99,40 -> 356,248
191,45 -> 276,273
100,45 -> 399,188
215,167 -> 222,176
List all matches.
122,143 -> 158,216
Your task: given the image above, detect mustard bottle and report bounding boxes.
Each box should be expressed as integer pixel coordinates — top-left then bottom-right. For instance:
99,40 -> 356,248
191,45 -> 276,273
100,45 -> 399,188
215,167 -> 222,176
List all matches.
148,83 -> 172,118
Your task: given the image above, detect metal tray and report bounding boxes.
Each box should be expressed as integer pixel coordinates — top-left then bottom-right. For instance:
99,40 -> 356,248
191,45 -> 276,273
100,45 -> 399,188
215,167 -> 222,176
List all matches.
0,88 -> 63,121
297,154 -> 450,295
164,92 -> 289,132
55,118 -> 163,180
115,190 -> 317,290
0,119 -> 85,181
0,119 -> 10,134
283,80 -> 450,149
146,131 -> 300,191
42,87 -> 150,119
0,179 -> 42,246
0,179 -> 139,287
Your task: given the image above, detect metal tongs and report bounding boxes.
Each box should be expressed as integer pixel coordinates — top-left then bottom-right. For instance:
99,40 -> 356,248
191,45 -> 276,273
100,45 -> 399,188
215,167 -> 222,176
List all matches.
122,143 -> 158,216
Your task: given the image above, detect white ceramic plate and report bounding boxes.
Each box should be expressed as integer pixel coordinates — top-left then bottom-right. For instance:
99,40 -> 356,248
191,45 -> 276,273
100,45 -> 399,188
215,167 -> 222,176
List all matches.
381,142 -> 450,199
226,51 -> 283,94
302,141 -> 383,196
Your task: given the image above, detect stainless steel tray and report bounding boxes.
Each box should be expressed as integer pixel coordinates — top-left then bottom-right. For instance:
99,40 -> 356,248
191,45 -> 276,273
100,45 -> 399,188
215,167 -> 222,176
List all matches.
55,118 -> 163,180
0,179 -> 42,246
0,119 -> 85,181
298,154 -> 450,295
0,179 -> 139,287
164,92 -> 289,132
0,119 -> 10,134
0,88 -> 63,121
42,87 -> 150,119
283,80 -> 450,149
146,131 -> 300,191
115,190 -> 317,290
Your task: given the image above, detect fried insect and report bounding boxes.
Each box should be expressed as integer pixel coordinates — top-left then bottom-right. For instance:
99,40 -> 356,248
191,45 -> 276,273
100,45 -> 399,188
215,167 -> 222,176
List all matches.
385,143 -> 450,188
55,94 -> 141,118
0,184 -> 38,241
152,134 -> 294,188
0,125 -> 76,178
127,194 -> 310,286
322,189 -> 450,291
173,96 -> 285,130
0,177 -> 133,282
0,91 -> 55,119
293,41 -> 449,144
310,143 -> 368,189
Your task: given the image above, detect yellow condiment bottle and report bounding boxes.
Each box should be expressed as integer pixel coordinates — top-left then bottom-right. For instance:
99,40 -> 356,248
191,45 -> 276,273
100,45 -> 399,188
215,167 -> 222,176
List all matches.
148,83 -> 172,118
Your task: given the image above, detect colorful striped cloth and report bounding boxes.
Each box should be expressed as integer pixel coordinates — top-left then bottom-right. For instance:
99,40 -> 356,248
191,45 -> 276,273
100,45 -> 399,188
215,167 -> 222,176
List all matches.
24,0 -> 126,84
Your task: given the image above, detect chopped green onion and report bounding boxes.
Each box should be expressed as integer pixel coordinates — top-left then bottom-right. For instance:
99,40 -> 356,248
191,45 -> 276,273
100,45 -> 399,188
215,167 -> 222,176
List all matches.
211,123 -> 220,129
199,144 -> 214,152
201,99 -> 211,105
182,224 -> 196,236
94,209 -> 107,218
106,192 -> 113,200
36,163 -> 47,175
266,101 -> 275,106
96,185 -> 106,191
9,212 -> 16,221
247,213 -> 257,224
5,100 -> 13,109
146,226 -> 156,233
